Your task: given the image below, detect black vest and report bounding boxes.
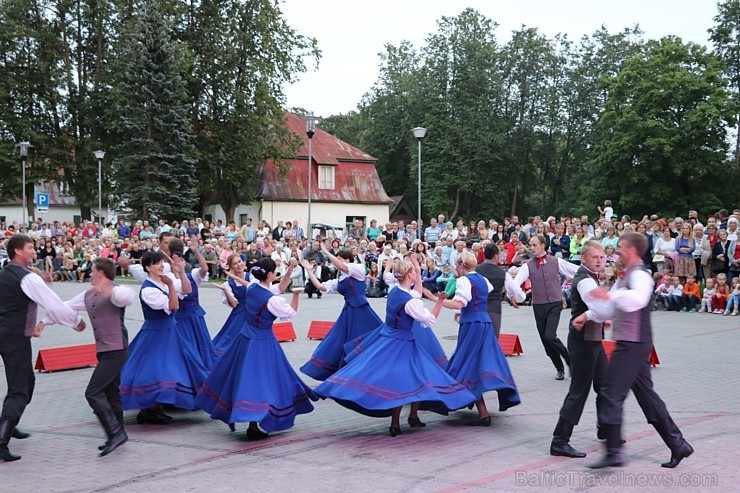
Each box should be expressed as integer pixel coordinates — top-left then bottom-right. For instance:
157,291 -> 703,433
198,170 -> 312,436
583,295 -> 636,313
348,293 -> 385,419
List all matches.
475,262 -> 505,314
0,263 -> 38,338
570,267 -> 604,342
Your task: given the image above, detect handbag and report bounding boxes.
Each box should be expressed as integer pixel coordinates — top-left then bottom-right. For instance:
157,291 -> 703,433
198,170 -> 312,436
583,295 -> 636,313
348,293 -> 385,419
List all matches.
652,254 -> 665,263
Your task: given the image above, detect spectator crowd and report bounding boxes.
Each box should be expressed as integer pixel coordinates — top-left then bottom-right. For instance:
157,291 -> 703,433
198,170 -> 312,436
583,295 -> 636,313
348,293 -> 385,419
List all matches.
1,202 -> 739,315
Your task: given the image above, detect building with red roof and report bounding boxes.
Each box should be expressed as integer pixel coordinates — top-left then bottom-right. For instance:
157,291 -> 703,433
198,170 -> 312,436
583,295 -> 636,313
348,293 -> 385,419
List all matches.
206,112 -> 392,233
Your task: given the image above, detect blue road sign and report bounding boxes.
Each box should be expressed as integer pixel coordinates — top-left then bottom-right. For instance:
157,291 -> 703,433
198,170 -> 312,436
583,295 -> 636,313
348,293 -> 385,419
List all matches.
36,193 -> 49,211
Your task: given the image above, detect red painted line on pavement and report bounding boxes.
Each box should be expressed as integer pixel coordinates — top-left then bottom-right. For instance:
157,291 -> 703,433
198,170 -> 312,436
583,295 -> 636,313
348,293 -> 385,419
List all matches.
684,327 -> 740,338
191,422 -> 374,462
434,412 -> 728,493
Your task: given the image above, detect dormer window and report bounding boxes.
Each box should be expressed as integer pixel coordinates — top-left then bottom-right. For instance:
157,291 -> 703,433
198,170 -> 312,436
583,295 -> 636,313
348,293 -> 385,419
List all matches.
318,165 -> 335,189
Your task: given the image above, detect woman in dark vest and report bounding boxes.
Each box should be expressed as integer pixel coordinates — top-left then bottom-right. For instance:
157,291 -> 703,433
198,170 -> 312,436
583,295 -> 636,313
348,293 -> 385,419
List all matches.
119,251 -> 208,424
195,258 -> 314,440
314,258 -> 474,437
300,242 -> 382,381
425,252 -> 521,426
212,254 -> 251,358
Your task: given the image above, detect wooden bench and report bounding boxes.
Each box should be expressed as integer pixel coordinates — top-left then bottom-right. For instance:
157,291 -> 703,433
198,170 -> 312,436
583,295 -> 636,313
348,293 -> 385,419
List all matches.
35,344 -> 98,373
273,322 -> 297,342
307,321 -> 334,340
498,334 -> 523,357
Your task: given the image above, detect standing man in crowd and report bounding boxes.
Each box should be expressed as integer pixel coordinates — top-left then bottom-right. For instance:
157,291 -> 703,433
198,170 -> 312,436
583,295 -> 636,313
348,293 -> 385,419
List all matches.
424,218 -> 442,247
589,233 -> 693,469
550,240 -> 610,459
512,235 -> 578,380
475,243 -> 524,338
0,234 -> 85,462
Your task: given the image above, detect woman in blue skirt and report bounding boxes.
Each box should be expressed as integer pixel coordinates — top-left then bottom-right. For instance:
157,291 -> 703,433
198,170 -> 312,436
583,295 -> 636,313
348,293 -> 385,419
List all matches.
424,252 -> 521,426
195,258 -> 315,440
300,242 -> 382,380
344,255 -> 449,368
120,252 -> 209,424
315,258 -> 476,437
174,237 -> 217,370
212,254 -> 251,358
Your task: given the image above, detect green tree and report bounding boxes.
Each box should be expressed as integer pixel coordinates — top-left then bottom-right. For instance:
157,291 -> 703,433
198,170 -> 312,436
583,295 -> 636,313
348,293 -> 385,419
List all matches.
590,37 -> 734,216
709,0 -> 740,168
106,0 -> 196,220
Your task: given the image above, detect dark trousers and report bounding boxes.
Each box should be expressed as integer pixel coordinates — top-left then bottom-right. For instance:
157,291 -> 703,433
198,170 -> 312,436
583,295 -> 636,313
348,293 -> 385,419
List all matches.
598,341 -> 672,428
0,335 -> 35,422
533,302 -> 570,371
681,294 -> 700,311
85,350 -> 128,415
558,332 -> 607,427
487,310 -> 502,339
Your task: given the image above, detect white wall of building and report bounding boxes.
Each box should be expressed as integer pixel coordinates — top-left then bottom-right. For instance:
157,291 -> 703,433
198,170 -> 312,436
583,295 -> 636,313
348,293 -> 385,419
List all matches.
0,206 -> 111,226
203,200 -> 390,230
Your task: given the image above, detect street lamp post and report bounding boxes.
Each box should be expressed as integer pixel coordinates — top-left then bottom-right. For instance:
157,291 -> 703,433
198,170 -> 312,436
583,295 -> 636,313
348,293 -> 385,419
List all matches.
16,141 -> 33,229
304,112 -> 320,234
411,127 -> 427,228
94,150 -> 106,222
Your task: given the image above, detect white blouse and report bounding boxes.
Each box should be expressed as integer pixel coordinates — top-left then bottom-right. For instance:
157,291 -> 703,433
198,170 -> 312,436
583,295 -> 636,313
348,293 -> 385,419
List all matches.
322,263 -> 365,294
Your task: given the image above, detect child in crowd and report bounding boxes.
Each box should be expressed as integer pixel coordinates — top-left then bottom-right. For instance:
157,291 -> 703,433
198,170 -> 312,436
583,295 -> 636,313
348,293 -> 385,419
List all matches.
723,277 -> 740,316
681,275 -> 700,312
561,276 -> 572,309
654,273 -> 669,311
712,273 -> 731,314
700,278 -> 716,313
598,199 -> 614,223
437,265 -> 454,289
603,244 -> 618,266
666,276 -> 683,312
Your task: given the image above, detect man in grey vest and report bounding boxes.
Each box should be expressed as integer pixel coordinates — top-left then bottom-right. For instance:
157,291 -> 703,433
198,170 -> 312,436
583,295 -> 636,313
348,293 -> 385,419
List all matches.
512,235 -> 578,380
37,258 -> 134,457
551,241 -> 610,458
588,233 -> 693,469
0,234 -> 84,462
475,243 -> 525,338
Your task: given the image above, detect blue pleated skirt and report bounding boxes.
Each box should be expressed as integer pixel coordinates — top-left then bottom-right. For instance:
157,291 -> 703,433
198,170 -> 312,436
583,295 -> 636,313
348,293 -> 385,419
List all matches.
121,318 -> 209,410
300,302 -> 382,380
195,326 -> 317,433
212,305 -> 247,358
176,308 -> 217,371
344,321 -> 448,367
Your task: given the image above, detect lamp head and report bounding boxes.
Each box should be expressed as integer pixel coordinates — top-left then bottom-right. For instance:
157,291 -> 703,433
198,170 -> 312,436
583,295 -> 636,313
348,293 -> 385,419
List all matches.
94,150 -> 106,160
16,141 -> 33,158
411,127 -> 427,141
304,112 -> 320,138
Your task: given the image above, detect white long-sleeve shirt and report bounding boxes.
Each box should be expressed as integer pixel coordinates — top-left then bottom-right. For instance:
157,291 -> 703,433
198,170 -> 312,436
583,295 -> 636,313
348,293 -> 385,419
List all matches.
42,285 -> 135,325
395,285 -> 436,328
255,283 -> 296,320
453,275 -> 493,307
583,267 -> 654,321
512,256 -> 579,289
575,271 -> 614,323
220,273 -> 258,305
20,271 -> 82,327
140,274 -> 184,315
128,262 -> 172,282
321,263 -> 365,294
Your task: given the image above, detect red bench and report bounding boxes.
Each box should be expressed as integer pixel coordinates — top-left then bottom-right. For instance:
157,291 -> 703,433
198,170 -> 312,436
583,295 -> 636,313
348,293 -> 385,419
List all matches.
499,334 -> 523,357
35,344 -> 98,373
307,321 -> 333,340
602,340 -> 660,367
273,322 -> 297,342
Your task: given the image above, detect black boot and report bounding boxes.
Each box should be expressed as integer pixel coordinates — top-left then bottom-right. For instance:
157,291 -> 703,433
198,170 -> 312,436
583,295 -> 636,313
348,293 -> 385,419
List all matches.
11,428 -> 29,439
0,417 -> 21,462
651,418 -> 693,468
588,424 -> 625,469
597,423 -> 626,444
96,410 -> 128,457
550,418 -> 586,458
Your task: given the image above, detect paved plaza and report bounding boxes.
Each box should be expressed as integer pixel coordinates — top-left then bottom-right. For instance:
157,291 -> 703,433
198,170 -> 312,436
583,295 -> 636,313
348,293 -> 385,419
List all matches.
2,281 -> 738,492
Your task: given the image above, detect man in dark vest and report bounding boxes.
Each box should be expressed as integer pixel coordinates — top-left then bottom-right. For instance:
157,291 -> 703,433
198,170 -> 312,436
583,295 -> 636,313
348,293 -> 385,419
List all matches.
475,243 -> 524,338
36,258 -> 134,456
550,240 -> 610,458
589,233 -> 693,469
512,235 -> 578,380
0,234 -> 84,462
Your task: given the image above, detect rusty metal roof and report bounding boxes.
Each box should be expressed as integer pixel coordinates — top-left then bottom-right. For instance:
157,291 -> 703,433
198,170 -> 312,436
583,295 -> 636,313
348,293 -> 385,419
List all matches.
283,112 -> 377,165
257,113 -> 391,204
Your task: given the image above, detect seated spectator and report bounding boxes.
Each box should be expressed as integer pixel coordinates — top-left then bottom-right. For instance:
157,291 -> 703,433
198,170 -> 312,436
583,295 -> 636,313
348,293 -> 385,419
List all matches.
680,275 -> 700,312
366,262 -> 386,298
422,257 -> 441,294
654,272 -> 669,311
700,278 -> 716,313
712,274 -> 731,314
723,277 -> 740,316
562,276 -> 573,309
665,276 -> 683,312
76,254 -> 93,282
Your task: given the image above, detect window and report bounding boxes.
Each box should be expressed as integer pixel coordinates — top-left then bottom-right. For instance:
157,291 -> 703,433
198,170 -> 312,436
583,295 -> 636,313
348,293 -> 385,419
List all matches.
318,165 -> 335,189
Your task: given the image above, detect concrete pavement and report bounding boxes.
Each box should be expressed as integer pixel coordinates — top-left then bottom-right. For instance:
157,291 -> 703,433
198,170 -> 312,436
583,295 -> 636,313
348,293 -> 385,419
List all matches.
1,280 -> 737,492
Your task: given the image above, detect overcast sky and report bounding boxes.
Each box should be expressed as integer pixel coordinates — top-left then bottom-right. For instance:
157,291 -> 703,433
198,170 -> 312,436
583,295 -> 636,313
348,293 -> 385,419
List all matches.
280,0 -> 722,118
